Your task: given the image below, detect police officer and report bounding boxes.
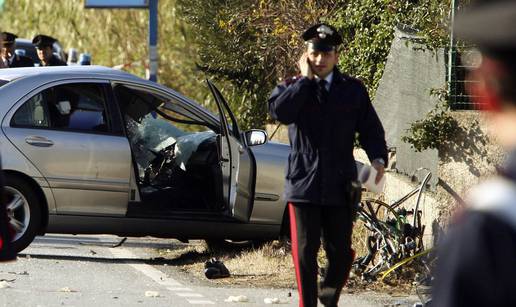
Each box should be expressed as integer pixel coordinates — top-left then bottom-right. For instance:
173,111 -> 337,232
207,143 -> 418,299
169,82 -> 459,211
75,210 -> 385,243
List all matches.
32,34 -> 66,66
432,1 -> 516,306
0,32 -> 34,68
268,23 -> 387,307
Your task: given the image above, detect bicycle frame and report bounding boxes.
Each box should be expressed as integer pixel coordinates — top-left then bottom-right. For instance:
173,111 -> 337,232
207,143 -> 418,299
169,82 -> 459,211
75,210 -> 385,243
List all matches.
387,168 -> 432,230
353,168 -> 433,280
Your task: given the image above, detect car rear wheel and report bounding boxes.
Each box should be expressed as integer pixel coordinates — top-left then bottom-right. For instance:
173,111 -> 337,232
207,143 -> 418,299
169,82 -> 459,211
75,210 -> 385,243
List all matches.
4,175 -> 42,253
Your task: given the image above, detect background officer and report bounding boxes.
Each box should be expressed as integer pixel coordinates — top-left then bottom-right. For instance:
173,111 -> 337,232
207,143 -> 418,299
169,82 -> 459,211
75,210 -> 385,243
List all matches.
433,1 -> 516,306
0,32 -> 34,68
32,34 -> 66,66
268,23 -> 387,307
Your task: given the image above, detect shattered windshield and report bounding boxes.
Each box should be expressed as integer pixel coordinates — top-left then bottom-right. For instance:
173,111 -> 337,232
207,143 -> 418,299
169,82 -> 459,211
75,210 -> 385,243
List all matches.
116,83 -> 218,178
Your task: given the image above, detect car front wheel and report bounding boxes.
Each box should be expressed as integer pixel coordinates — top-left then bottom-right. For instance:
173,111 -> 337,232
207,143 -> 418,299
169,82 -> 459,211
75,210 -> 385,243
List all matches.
4,175 -> 41,253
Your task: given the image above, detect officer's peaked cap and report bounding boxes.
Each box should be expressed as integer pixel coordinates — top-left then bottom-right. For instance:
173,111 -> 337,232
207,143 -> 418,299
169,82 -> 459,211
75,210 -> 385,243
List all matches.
1,32 -> 17,45
302,23 -> 342,52
455,0 -> 516,50
32,34 -> 57,48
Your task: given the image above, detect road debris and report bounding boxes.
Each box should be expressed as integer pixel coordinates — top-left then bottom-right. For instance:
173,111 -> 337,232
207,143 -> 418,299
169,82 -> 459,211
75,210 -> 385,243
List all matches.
59,287 -> 78,293
224,295 -> 249,303
264,297 -> 283,304
112,237 -> 127,248
145,290 -> 160,297
7,271 -> 28,276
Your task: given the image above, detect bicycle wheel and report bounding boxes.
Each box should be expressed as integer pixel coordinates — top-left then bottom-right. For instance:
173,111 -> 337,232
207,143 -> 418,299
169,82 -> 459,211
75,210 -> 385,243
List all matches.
352,198 -> 401,279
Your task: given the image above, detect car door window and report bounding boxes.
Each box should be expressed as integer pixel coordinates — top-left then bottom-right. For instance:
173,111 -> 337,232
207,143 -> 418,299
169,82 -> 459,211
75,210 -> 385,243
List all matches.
11,92 -> 50,127
114,84 -> 215,175
11,83 -> 109,133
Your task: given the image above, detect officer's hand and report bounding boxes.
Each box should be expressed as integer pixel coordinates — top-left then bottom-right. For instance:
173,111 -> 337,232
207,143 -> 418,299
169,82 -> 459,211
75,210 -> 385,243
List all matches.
372,160 -> 385,184
298,53 -> 314,79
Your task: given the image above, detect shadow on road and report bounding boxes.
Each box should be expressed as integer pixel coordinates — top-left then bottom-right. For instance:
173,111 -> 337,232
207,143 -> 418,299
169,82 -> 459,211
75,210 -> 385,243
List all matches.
17,252 -> 183,265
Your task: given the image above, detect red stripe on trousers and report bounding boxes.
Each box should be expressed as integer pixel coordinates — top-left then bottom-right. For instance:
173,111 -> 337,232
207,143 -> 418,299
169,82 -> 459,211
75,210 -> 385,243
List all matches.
289,203 -> 304,307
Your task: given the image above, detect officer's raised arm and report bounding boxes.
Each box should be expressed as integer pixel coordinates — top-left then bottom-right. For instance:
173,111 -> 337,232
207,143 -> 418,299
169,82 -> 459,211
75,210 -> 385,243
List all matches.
268,72 -> 314,125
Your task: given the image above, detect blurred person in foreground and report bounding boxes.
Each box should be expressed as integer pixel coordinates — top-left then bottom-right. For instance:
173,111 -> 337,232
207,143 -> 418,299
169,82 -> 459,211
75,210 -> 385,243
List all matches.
268,23 -> 387,307
432,1 -> 516,306
0,32 -> 17,261
32,34 -> 66,66
0,157 -> 15,262
0,32 -> 34,68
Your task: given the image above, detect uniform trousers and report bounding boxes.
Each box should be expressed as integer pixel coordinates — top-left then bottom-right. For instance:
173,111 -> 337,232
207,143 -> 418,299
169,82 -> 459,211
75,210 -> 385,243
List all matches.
289,202 -> 354,307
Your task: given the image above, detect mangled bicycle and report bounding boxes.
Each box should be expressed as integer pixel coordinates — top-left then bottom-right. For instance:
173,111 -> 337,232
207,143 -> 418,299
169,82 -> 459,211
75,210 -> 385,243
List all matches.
352,168 -> 435,283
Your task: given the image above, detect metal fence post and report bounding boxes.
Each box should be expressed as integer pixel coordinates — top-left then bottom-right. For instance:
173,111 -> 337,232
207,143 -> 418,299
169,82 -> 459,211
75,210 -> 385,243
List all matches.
149,0 -> 158,82
448,0 -> 458,107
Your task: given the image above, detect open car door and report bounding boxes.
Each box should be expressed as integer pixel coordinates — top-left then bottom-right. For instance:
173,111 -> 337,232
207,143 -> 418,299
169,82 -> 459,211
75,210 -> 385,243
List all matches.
207,80 -> 255,222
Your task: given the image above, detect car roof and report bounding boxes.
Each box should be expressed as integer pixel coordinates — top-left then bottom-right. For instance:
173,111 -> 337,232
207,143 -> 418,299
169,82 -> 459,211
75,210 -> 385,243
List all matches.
15,38 -> 32,45
0,65 -> 143,83
0,65 -> 219,124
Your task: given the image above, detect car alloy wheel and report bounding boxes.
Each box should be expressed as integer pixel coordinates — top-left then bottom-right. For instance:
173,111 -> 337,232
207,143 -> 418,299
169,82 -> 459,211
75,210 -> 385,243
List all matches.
4,175 -> 42,253
5,186 -> 31,241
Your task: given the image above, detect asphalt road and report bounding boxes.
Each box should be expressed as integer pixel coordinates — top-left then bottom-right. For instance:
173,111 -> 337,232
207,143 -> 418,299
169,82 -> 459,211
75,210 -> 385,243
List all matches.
0,235 -> 419,306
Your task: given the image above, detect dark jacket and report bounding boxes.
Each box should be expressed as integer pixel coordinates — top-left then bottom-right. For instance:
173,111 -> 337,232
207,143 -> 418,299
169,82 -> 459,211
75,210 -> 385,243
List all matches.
40,55 -> 66,66
7,55 -> 34,68
433,152 -> 516,307
433,210 -> 516,307
268,68 -> 387,205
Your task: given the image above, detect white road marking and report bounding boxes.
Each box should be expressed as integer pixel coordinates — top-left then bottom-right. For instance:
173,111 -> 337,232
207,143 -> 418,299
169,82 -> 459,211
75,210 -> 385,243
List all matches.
167,287 -> 193,291
187,299 -> 216,305
110,248 -> 182,287
176,292 -> 204,297
110,247 -> 216,305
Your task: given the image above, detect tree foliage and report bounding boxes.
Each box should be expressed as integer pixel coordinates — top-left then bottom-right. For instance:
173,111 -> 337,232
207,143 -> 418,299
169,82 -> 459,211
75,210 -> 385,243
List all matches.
176,0 -> 336,129
0,0 -> 209,104
330,0 -> 450,96
177,0 -> 450,129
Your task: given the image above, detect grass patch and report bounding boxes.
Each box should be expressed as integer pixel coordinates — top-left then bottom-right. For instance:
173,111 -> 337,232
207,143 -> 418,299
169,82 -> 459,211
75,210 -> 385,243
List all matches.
157,240 -> 296,288
156,228 -> 422,293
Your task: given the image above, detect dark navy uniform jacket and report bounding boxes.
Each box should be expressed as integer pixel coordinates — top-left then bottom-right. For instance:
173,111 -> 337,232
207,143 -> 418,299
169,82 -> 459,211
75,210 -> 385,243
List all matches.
433,151 -> 516,307
268,68 -> 387,206
40,55 -> 66,66
7,55 -> 34,68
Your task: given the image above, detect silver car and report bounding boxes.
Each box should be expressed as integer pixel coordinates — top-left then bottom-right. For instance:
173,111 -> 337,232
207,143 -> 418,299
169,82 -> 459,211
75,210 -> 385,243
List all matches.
0,66 -> 290,252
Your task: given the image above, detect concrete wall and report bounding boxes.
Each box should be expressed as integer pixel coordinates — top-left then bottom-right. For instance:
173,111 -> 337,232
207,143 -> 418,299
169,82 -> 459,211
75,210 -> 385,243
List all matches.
373,28 -> 445,187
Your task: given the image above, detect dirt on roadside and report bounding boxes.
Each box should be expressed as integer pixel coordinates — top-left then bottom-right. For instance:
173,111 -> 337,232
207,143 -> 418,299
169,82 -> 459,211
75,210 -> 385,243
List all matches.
155,240 -> 422,297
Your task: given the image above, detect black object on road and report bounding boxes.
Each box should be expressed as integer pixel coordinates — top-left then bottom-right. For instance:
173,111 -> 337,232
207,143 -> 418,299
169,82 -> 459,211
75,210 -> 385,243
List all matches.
204,258 -> 230,279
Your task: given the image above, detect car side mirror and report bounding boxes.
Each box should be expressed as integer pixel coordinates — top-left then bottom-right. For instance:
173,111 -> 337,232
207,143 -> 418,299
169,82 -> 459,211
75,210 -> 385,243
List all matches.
56,100 -> 72,115
244,129 -> 267,146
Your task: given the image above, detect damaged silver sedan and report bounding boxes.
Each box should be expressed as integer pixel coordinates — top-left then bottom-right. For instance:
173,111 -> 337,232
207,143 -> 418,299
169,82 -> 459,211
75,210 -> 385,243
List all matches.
0,66 -> 290,252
